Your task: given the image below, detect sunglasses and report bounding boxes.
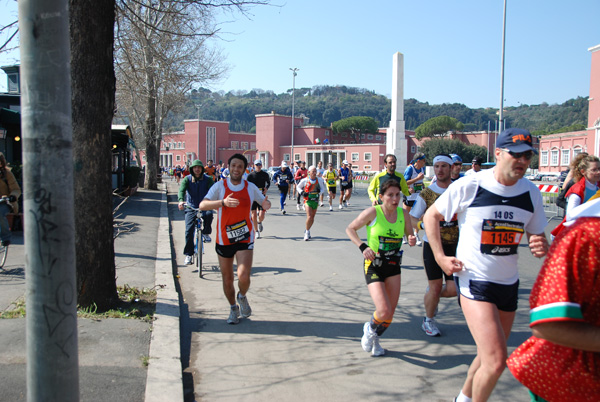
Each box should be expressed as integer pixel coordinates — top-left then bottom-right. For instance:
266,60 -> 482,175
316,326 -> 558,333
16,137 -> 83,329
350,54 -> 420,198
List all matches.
501,148 -> 534,160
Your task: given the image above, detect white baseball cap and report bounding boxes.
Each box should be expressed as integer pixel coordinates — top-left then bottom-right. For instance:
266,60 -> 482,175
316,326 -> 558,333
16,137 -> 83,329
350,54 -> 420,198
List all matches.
342,160 -> 349,165
281,161 -> 288,168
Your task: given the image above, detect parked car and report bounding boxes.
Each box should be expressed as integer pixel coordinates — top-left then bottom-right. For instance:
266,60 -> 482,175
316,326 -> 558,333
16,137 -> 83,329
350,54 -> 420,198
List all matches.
266,166 -> 281,180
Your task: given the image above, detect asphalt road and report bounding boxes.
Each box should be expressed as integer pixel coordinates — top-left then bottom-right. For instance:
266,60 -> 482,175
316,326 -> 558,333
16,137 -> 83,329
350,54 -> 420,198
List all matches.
167,180 -> 559,402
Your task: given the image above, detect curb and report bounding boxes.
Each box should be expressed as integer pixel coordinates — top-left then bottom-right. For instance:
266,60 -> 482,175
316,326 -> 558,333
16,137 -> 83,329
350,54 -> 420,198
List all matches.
145,184 -> 183,402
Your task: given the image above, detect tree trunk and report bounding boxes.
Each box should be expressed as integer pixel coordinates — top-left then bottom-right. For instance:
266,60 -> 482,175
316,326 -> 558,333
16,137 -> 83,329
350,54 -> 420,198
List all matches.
143,50 -> 159,190
70,0 -> 119,310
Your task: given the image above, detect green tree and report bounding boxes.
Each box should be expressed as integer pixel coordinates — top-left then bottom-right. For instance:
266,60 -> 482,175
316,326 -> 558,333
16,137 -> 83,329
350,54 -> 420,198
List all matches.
331,116 -> 379,143
415,115 -> 464,140
420,138 -> 488,164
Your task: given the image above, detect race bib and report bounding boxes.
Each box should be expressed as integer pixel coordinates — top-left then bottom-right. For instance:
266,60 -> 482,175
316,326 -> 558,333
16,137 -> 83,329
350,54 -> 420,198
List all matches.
341,181 -> 348,186
480,219 -> 524,255
413,183 -> 423,192
307,192 -> 319,201
376,236 -> 403,265
226,220 -> 250,243
327,179 -> 335,186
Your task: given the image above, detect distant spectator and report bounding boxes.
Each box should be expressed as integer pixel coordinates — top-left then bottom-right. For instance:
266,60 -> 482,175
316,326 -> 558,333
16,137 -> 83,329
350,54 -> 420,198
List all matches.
556,152 -> 589,210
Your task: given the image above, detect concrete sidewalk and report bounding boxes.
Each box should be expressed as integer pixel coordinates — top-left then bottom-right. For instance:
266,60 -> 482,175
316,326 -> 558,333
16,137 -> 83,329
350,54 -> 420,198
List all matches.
0,187 -> 182,401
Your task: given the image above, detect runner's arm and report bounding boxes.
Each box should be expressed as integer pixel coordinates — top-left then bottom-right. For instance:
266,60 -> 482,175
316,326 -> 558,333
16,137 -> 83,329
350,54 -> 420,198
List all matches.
346,207 -> 376,261
423,204 -> 463,274
527,232 -> 549,258
532,321 -> 600,352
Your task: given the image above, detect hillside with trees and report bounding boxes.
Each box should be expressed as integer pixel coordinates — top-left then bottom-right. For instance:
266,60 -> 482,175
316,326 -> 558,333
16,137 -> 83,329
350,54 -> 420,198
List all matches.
159,85 -> 588,136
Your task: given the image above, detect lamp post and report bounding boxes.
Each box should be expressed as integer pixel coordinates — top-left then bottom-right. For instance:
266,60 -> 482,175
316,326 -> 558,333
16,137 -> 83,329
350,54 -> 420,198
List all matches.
290,68 -> 299,163
499,0 -> 507,133
195,104 -> 201,161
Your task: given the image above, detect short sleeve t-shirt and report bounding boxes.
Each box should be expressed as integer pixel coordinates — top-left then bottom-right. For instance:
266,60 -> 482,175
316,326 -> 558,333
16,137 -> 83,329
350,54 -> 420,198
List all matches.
434,169 -> 547,284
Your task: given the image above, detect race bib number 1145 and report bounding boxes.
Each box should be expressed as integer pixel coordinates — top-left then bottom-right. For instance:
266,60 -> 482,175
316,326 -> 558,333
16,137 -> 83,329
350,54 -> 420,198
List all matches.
480,219 -> 524,256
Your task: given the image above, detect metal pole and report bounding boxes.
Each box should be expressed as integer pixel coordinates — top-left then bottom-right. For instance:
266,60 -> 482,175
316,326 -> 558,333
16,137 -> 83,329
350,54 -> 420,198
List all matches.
499,0 -> 507,133
196,105 -> 201,161
290,68 -> 298,163
19,0 -> 79,400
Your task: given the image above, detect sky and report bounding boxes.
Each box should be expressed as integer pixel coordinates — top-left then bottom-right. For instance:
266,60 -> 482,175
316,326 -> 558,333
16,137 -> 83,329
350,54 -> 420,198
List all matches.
1,0 -> 599,109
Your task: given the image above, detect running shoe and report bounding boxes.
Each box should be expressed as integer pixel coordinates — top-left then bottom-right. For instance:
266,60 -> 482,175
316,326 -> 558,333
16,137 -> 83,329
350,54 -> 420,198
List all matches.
361,322 -> 376,352
258,222 -> 263,232
184,255 -> 193,265
281,209 -> 286,215
339,204 -> 343,210
227,305 -> 240,324
304,231 -> 310,241
237,293 -> 252,318
255,231 -> 261,239
371,335 -> 385,357
343,201 -> 348,207
319,202 -> 324,207
421,317 -> 441,337
296,204 -> 301,211
402,235 -> 408,245
302,205 -> 306,211
202,234 -> 212,243
415,234 -> 422,246
329,205 -> 333,211
307,230 -> 311,239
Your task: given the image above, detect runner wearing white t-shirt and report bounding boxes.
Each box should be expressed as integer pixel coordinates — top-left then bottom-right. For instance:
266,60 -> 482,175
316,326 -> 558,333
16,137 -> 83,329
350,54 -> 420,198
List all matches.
423,128 -> 549,402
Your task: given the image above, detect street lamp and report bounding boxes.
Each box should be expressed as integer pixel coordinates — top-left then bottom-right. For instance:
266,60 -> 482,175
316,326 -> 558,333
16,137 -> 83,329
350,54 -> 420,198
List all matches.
195,104 -> 201,161
290,67 -> 299,164
498,0 -> 507,133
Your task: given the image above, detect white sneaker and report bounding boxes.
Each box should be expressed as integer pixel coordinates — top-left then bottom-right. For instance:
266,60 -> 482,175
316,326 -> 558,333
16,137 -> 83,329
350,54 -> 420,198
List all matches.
237,293 -> 252,318
415,234 -> 422,246
421,317 -> 441,337
302,205 -> 306,211
329,205 -> 333,211
361,322 -> 375,352
296,204 -> 301,211
402,235 -> 408,245
281,209 -> 286,215
184,255 -> 193,265
258,222 -> 263,232
304,231 -> 310,241
343,201 -> 348,207
227,306 -> 240,324
255,231 -> 260,239
319,202 -> 324,207
339,204 -> 343,210
371,335 -> 385,357
307,230 -> 311,239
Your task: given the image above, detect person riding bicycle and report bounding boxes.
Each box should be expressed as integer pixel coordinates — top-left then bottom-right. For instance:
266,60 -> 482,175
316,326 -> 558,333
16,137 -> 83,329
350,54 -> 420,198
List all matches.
178,159 -> 214,265
0,153 -> 20,247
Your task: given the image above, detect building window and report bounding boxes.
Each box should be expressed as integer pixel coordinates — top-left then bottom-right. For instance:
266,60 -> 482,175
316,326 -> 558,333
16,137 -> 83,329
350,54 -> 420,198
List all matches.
364,165 -> 372,170
351,152 -> 359,162
182,142 -> 185,149
375,135 -> 381,140
341,133 -> 348,137
250,142 -> 256,149
367,134 -> 373,140
573,147 -> 583,157
142,155 -> 146,161
231,141 -> 239,149
283,153 -> 290,161
206,127 -> 216,162
325,130 -> 330,136
241,142 -> 249,150
176,142 -> 180,149
361,133 -> 366,139
364,152 -> 372,161
176,155 -> 181,161
333,140 -> 338,144
294,154 -> 300,162
550,149 -> 559,166
411,146 -> 416,153
561,149 -> 570,166
540,150 -> 548,166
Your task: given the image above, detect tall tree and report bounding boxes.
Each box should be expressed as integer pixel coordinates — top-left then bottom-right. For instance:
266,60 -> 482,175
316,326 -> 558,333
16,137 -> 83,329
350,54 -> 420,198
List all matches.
114,0 -> 266,189
331,116 -> 379,144
415,115 -> 464,140
70,0 -> 118,309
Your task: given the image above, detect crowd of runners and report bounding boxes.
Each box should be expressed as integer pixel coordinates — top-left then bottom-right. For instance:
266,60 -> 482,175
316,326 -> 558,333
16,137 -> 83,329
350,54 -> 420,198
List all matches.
177,127 -> 599,402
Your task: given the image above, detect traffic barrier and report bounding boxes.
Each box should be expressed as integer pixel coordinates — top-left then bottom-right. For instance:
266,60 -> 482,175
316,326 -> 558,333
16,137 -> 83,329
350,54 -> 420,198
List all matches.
538,184 -> 559,193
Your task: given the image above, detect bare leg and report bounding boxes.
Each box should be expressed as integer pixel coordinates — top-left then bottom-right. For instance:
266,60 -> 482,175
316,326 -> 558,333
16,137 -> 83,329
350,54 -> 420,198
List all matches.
424,278 -> 443,318
235,249 -> 253,296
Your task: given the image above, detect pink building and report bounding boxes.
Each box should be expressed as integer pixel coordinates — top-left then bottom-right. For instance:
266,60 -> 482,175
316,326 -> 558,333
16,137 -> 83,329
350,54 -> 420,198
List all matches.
538,44 -> 600,172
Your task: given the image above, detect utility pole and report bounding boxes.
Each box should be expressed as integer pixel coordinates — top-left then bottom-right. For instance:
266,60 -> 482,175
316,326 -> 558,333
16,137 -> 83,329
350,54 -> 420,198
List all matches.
290,68 -> 298,163
196,104 -> 201,161
499,0 -> 507,134
19,0 -> 79,401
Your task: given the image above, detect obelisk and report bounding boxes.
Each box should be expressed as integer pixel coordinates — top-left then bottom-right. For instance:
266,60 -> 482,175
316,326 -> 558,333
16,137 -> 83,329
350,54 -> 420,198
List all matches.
386,52 -> 407,168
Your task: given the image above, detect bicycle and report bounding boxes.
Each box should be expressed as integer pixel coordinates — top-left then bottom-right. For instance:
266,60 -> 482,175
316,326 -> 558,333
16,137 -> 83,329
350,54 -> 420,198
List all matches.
185,204 -> 205,278
0,196 -> 12,269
